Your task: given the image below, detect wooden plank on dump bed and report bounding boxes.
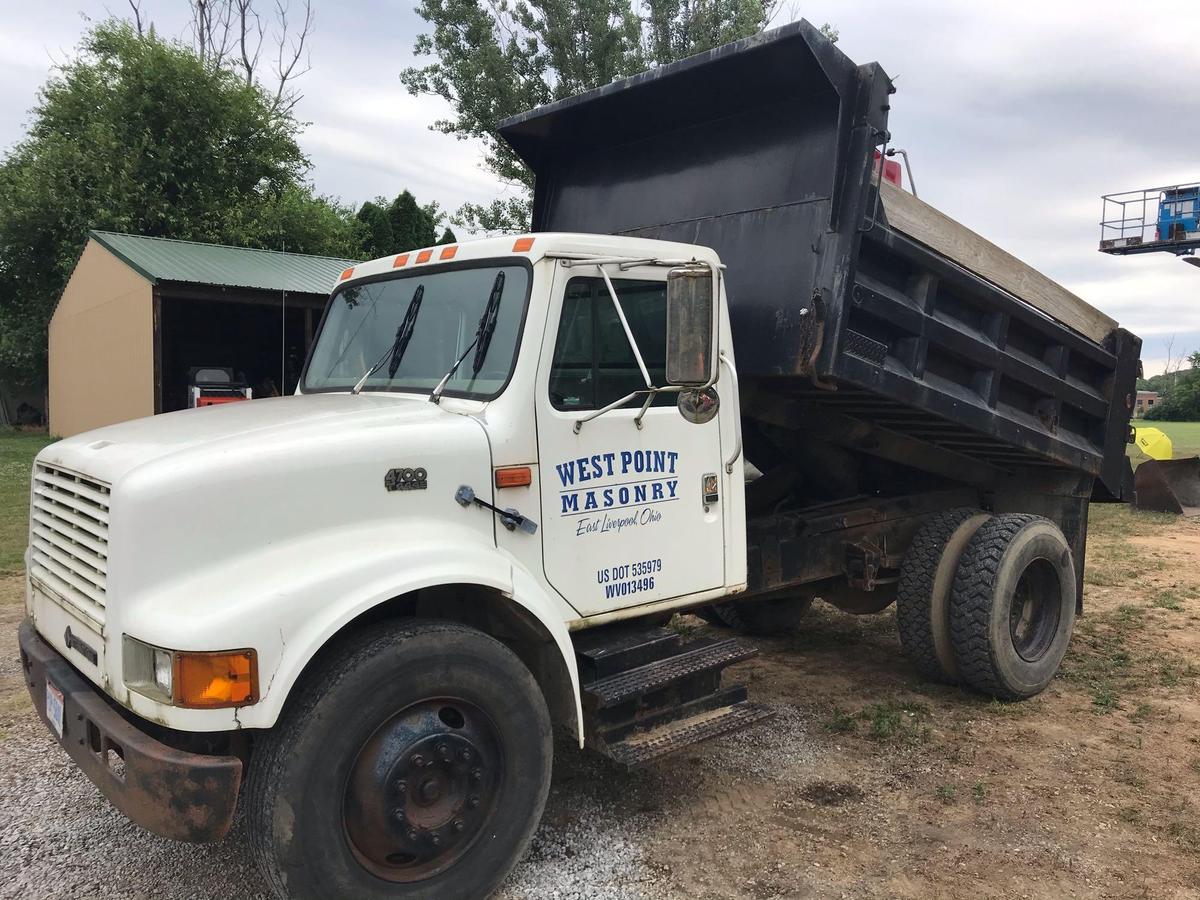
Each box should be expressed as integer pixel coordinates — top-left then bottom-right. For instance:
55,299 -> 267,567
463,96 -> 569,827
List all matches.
878,179 -> 1116,345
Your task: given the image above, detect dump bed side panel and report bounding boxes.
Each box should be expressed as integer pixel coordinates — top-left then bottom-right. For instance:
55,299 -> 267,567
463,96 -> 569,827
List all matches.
499,21 -> 1139,494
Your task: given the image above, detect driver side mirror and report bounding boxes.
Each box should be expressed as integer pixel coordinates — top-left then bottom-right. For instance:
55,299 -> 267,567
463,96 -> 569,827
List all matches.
665,266 -> 717,386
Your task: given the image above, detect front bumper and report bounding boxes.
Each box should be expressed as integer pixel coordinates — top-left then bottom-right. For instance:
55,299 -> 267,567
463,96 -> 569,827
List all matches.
18,620 -> 243,843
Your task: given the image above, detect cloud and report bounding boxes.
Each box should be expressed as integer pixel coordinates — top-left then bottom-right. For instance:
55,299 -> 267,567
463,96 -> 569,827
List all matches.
2,0 -> 1197,358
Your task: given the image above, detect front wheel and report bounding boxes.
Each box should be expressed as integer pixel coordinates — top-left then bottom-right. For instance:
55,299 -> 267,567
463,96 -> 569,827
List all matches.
245,621 -> 552,900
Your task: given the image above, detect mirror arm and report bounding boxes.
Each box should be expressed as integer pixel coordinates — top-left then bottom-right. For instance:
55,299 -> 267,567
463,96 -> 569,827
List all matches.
633,391 -> 656,430
597,265 -> 653,390
719,352 -> 742,474
573,390 -> 642,433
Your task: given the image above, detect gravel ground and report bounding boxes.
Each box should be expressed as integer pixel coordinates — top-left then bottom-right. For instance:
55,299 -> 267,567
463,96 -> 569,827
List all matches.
0,688 -> 816,900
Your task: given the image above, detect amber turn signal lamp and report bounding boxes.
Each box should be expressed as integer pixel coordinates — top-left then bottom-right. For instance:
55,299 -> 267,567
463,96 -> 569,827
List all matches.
495,466 -> 532,488
392,253 -> 409,268
440,245 -> 458,260
175,649 -> 258,708
415,249 -> 433,263
339,267 -> 354,281
512,237 -> 535,252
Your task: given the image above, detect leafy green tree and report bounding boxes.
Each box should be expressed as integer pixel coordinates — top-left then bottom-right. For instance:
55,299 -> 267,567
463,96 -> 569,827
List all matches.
402,0 -> 832,232
387,190 -> 446,251
0,21 -> 358,387
356,199 -> 397,259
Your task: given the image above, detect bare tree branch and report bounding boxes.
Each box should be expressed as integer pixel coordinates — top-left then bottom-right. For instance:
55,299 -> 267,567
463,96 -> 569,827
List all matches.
173,1 -> 314,109
235,0 -> 266,82
127,0 -> 146,37
271,0 -> 314,111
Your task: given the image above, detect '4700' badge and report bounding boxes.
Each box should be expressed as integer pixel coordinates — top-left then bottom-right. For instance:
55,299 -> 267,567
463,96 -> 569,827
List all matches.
385,467 -> 428,491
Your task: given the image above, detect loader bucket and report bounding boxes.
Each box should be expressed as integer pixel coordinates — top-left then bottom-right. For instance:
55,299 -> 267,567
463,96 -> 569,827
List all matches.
1134,457 -> 1200,515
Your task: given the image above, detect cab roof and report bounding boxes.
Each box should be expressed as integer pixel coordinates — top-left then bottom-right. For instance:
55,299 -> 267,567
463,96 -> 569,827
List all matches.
333,232 -> 720,290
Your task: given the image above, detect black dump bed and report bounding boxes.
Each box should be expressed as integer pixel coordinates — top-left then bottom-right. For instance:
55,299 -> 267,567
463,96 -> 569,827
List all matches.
499,21 -> 1140,498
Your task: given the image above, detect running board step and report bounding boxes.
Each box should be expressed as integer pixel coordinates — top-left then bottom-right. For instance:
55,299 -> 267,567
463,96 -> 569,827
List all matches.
582,638 -> 757,709
602,701 -> 775,767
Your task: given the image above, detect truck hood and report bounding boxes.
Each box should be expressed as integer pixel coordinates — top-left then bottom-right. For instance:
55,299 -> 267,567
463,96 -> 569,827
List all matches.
39,393 -> 461,486
34,391 -> 497,606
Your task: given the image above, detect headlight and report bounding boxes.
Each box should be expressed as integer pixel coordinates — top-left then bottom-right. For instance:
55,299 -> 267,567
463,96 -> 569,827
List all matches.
123,636 -> 258,708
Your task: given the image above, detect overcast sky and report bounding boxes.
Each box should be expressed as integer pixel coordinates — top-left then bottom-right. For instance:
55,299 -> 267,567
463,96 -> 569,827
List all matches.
1,1 -> 1197,373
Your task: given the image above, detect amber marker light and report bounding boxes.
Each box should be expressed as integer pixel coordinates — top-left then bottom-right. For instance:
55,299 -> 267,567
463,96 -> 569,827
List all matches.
392,253 -> 410,268
415,249 -> 433,263
495,466 -> 532,488
512,237 -> 535,252
175,649 -> 258,708
440,245 -> 458,260
339,267 -> 355,281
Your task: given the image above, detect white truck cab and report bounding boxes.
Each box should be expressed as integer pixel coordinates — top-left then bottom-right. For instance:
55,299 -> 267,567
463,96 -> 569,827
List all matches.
20,233 -> 760,897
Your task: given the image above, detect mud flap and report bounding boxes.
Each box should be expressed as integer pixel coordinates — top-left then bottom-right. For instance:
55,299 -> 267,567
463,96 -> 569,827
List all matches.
1134,457 -> 1200,515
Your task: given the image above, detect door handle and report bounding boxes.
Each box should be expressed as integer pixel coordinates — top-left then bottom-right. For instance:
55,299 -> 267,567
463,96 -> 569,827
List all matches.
455,485 -> 538,535
719,352 -> 742,474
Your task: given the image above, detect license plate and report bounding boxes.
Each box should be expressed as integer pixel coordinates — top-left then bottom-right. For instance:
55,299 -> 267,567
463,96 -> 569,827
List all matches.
46,680 -> 64,739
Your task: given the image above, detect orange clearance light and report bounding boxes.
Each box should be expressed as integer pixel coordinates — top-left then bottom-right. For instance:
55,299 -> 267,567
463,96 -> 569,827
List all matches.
339,267 -> 355,281
415,249 -> 433,264
392,253 -> 410,268
440,245 -> 458,260
512,237 -> 535,252
175,649 -> 258,708
495,466 -> 532,488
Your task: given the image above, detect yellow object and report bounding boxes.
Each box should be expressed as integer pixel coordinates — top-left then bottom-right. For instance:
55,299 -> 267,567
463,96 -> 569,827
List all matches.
1133,427 -> 1173,461
175,649 -> 258,708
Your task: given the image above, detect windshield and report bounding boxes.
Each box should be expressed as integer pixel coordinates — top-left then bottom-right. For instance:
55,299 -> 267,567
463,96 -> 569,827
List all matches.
302,263 -> 530,398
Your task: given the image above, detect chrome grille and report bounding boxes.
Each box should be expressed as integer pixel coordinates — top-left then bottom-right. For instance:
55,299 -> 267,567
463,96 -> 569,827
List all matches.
29,464 -> 110,628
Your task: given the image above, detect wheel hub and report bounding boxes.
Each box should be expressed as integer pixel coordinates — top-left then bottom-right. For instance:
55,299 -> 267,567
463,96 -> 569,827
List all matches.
342,700 -> 501,882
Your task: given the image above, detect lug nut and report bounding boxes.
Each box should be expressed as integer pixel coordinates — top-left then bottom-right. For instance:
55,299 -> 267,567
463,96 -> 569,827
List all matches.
468,795 -> 480,809
396,779 -> 407,793
431,834 -> 442,847
459,748 -> 472,762
452,819 -> 465,833
470,767 -> 483,781
407,829 -> 419,842
392,808 -> 405,823
438,743 -> 452,761
411,754 -> 425,768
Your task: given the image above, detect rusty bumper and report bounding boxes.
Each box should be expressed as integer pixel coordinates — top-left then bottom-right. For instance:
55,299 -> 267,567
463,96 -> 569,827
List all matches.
18,620 -> 242,843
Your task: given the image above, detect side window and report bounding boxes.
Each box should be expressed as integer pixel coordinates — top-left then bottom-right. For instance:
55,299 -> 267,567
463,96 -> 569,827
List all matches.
549,277 -> 669,411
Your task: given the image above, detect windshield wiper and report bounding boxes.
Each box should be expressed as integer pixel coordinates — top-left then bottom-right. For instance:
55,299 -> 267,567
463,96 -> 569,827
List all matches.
350,284 -> 424,394
429,271 -> 506,404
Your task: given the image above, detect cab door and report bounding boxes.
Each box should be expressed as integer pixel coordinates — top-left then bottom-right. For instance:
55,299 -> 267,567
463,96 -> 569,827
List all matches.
535,264 -> 728,617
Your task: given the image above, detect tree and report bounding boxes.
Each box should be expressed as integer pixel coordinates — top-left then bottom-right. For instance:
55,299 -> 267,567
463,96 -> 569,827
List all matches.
437,226 -> 457,245
401,0 -> 830,232
387,191 -> 446,252
128,0 -> 315,112
0,21 -> 357,387
355,199 -> 396,259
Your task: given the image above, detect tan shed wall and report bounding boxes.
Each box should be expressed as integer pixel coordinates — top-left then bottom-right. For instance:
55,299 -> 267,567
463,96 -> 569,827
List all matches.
49,240 -> 154,437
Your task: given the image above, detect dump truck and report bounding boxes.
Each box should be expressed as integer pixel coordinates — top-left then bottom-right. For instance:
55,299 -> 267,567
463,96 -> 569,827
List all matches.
19,21 -> 1139,900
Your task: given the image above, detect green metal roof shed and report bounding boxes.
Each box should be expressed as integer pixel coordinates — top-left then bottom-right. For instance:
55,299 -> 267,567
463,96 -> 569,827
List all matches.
49,232 -> 358,437
89,231 -> 356,295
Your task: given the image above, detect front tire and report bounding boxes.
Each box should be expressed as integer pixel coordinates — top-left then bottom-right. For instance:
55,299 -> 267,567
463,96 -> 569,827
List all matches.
246,621 -> 552,900
949,515 -> 1077,700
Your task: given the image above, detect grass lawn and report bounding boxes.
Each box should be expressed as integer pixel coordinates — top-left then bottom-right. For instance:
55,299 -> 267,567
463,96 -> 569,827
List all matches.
1128,420 -> 1200,464
0,429 -> 54,575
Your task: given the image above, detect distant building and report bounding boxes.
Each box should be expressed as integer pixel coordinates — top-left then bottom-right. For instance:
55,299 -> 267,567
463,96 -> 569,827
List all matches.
1134,390 -> 1160,417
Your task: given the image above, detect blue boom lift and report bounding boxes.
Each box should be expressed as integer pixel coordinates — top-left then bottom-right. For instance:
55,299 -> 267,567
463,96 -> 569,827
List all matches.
1099,181 -> 1200,267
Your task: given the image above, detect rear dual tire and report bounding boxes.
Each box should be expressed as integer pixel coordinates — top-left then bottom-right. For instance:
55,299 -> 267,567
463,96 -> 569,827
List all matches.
899,511 -> 1076,700
949,515 -> 1077,700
